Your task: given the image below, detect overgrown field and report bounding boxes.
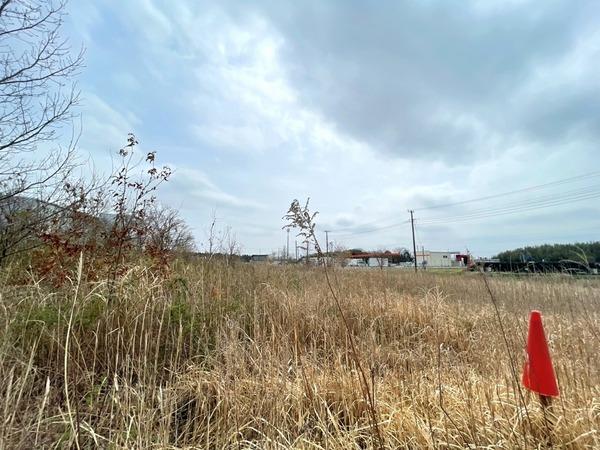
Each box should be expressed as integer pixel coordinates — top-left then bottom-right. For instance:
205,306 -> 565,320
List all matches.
1,261 -> 598,449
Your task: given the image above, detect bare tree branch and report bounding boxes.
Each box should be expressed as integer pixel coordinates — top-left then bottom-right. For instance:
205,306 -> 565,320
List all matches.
0,0 -> 83,262
0,0 -> 83,157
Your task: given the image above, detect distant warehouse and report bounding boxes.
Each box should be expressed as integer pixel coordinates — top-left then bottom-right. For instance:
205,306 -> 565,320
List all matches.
416,250 -> 470,268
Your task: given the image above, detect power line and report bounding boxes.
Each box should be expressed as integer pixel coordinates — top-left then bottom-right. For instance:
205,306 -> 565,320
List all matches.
418,183 -> 600,221
330,183 -> 599,236
418,187 -> 600,225
414,170 -> 600,212
322,170 -> 600,237
307,170 -> 600,252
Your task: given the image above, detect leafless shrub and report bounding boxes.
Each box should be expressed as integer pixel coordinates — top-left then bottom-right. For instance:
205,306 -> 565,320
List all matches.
103,134 -> 172,283
144,204 -> 195,254
19,134 -> 192,285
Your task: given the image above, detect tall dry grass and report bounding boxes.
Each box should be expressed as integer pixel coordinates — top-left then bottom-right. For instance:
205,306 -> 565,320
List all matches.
0,260 -> 598,448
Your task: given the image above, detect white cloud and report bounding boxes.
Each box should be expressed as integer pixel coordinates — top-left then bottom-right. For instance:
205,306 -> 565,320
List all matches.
77,93 -> 141,168
167,167 -> 265,211
64,0 -> 600,256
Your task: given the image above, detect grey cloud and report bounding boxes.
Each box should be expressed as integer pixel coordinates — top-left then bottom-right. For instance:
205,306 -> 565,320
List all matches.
222,0 -> 599,162
518,85 -> 600,143
67,0 -> 600,256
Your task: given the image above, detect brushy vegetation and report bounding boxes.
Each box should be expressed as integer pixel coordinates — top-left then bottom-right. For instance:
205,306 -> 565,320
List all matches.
1,260 -> 598,449
497,242 -> 600,265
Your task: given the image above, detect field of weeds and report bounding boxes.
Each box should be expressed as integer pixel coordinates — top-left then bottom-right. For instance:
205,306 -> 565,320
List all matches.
0,261 -> 598,449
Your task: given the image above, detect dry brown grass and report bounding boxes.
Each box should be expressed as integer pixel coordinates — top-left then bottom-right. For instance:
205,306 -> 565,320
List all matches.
0,261 -> 598,448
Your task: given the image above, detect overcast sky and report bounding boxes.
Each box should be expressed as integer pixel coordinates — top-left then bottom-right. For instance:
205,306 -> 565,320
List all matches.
64,0 -> 600,257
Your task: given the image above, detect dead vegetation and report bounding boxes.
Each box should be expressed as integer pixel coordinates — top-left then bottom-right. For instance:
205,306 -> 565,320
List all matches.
0,262 -> 598,449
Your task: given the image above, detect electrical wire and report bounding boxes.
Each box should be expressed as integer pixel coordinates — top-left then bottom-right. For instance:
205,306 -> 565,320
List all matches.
418,188 -> 600,225
414,170 -> 600,212
323,170 -> 600,236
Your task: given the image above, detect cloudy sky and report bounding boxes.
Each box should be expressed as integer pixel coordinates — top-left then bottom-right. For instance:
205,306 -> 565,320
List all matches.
63,0 -> 600,257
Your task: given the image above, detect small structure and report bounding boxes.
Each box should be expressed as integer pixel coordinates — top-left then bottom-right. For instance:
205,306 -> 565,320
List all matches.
416,250 -> 467,268
250,254 -> 269,263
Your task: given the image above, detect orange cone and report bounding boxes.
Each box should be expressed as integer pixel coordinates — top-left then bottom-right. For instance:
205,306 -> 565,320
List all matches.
522,310 -> 559,397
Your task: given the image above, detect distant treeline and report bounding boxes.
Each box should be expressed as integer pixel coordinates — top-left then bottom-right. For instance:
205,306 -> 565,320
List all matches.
496,242 -> 600,264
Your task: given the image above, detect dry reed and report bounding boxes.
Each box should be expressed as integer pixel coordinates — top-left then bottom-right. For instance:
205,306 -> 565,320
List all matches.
0,261 -> 598,448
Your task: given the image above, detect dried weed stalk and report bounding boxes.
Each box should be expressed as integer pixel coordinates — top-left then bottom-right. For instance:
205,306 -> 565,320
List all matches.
283,198 -> 385,450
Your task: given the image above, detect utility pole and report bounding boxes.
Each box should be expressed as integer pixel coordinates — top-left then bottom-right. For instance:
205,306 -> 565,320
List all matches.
295,240 -> 298,261
324,230 -> 330,266
409,210 -> 417,273
306,241 -> 310,265
286,228 -> 290,263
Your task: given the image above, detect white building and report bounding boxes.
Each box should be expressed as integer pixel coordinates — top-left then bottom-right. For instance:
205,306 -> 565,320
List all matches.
416,250 -> 465,268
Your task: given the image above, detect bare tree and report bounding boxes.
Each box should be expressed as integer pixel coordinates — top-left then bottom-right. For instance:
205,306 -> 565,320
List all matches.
144,204 -> 195,254
205,210 -> 218,258
0,0 -> 83,183
220,225 -> 240,265
0,0 -> 83,261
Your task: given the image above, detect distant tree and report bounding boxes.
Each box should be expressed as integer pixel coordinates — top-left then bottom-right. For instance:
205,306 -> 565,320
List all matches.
496,242 -> 600,264
144,204 -> 195,254
393,247 -> 413,262
399,249 -> 413,262
220,226 -> 241,264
